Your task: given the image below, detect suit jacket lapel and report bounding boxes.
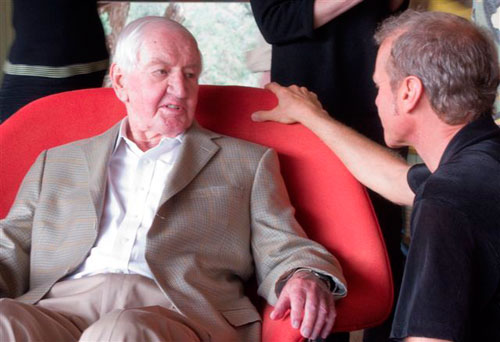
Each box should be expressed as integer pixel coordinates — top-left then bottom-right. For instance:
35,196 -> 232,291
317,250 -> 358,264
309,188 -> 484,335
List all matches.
81,122 -> 121,222
158,122 -> 220,207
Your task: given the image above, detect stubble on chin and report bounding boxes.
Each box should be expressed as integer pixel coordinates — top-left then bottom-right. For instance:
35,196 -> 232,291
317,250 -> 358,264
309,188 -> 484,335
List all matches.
157,114 -> 190,137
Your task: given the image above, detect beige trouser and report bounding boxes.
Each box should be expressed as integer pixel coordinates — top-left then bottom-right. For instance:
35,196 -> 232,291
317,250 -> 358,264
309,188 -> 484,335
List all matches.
0,274 -> 204,342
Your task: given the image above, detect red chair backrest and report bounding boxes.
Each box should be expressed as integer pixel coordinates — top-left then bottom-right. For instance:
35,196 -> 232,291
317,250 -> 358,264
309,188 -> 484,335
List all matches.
0,85 -> 393,334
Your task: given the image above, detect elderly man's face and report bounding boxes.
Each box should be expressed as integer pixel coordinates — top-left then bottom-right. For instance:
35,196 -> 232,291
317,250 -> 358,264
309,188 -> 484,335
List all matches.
116,25 -> 202,140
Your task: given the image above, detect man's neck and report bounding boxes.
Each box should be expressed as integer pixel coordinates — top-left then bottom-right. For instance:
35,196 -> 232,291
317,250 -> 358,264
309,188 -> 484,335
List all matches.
412,114 -> 466,172
131,136 -> 162,152
125,121 -> 184,152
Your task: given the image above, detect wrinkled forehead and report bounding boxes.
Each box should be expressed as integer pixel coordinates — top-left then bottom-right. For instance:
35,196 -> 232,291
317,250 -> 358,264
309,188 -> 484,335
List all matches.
136,26 -> 201,67
142,21 -> 197,46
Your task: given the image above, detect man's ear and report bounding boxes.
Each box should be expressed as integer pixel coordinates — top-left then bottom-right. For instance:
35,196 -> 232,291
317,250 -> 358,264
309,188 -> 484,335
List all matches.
399,75 -> 424,114
110,63 -> 128,103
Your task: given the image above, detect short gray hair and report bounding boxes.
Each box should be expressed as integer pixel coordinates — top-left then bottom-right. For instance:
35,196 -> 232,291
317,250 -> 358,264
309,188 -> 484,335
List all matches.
375,10 -> 499,124
113,16 -> 202,71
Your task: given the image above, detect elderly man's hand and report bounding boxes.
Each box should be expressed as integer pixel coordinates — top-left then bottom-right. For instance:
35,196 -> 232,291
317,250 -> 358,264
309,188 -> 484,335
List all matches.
251,82 -> 329,125
271,270 -> 336,340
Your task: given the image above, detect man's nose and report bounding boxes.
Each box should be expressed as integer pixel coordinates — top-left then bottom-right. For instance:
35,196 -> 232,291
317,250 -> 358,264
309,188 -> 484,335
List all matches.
167,72 -> 188,98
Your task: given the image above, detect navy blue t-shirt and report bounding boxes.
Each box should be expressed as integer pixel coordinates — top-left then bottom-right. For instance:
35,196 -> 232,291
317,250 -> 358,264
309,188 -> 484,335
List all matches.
391,116 -> 500,341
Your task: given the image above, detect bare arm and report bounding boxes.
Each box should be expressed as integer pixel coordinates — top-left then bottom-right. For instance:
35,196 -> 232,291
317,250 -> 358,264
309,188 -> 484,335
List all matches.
405,338 -> 452,342
250,0 -> 364,43
313,0 -> 363,28
314,0 -> 406,28
390,0 -> 406,11
252,83 -> 414,206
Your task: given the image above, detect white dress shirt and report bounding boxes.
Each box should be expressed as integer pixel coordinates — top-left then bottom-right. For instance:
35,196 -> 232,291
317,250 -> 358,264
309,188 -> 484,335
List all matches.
69,119 -> 183,280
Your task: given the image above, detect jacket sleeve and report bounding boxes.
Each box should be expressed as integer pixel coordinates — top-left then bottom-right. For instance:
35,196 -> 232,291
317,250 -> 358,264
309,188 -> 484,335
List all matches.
0,151 -> 46,298
250,0 -> 316,44
249,148 -> 346,305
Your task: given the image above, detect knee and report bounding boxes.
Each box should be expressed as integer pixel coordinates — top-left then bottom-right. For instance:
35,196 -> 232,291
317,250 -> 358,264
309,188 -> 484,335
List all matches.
0,298 -> 24,318
0,298 -> 80,342
0,299 -> 29,340
80,309 -> 146,342
112,309 -> 148,330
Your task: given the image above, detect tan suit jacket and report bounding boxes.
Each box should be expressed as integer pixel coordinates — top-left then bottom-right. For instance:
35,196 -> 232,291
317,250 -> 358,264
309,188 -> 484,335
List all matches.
0,121 -> 345,341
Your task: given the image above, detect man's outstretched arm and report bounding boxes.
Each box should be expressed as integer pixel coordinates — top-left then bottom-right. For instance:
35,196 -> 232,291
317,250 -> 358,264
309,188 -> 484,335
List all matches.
252,82 -> 414,206
406,337 -> 452,342
313,0 -> 363,28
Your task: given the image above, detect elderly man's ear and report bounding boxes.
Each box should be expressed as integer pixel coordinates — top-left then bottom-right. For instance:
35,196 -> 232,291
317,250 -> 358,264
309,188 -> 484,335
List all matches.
110,63 -> 129,103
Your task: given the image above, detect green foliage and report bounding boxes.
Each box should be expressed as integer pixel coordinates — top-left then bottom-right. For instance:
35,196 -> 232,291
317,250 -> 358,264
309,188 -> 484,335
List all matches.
101,2 -> 262,87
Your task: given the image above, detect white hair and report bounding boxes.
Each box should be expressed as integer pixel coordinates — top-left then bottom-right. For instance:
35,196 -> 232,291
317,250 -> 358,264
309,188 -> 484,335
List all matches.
113,16 -> 202,71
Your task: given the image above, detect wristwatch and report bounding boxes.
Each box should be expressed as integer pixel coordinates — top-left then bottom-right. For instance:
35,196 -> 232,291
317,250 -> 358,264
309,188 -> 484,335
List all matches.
296,269 -> 334,292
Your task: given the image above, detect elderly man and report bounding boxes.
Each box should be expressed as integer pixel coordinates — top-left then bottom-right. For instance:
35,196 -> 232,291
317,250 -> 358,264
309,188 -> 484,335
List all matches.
0,17 -> 346,342
252,10 -> 500,342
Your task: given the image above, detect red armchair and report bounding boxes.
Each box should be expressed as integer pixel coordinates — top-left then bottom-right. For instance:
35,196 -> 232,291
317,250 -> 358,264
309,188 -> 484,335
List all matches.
0,85 -> 393,340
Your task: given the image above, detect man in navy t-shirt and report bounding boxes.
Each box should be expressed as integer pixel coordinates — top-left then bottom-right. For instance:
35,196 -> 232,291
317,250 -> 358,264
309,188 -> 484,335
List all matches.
252,9 -> 500,342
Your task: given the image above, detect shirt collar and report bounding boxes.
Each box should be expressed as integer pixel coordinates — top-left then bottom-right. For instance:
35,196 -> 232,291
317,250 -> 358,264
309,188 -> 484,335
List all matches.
438,115 -> 500,167
114,118 -> 184,159
407,115 -> 500,194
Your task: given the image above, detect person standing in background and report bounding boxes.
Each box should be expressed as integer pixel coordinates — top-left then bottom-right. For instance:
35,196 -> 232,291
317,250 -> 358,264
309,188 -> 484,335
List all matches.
0,0 -> 108,123
249,1 -> 407,341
